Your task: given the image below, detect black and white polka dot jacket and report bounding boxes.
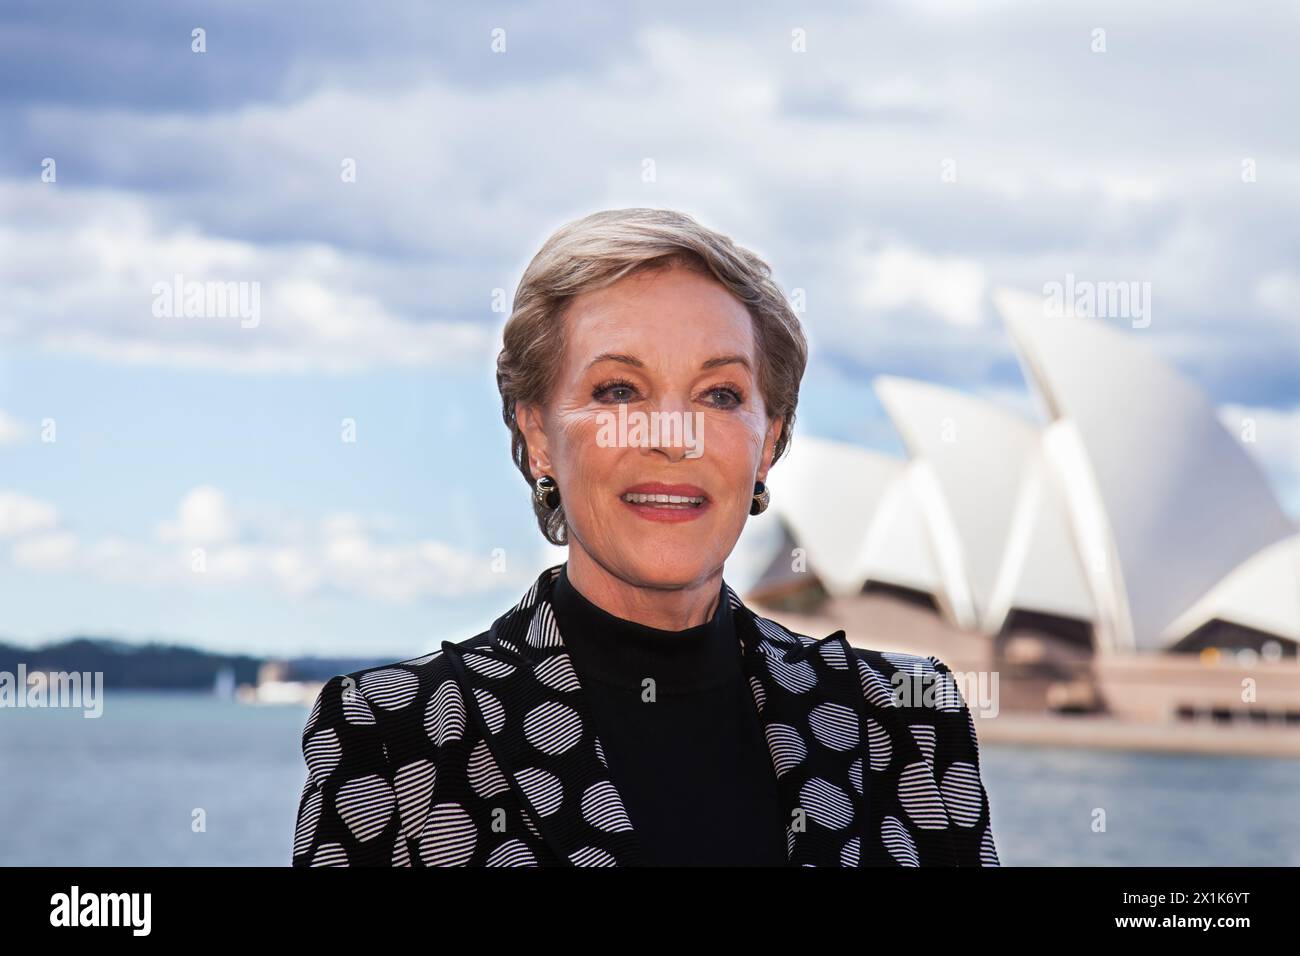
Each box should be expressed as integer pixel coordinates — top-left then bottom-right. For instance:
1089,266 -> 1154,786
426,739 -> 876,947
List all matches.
293,564 -> 1000,866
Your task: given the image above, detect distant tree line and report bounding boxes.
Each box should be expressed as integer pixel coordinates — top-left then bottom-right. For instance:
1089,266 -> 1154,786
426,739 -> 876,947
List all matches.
0,637 -> 387,689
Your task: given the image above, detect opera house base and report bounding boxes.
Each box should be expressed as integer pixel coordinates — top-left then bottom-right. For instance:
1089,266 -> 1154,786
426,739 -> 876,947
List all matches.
755,588 -> 1300,759
975,711 -> 1300,759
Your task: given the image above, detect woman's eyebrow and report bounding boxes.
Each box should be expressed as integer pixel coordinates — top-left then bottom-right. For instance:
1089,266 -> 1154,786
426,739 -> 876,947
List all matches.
701,354 -> 751,372
586,352 -> 643,370
585,353 -> 751,372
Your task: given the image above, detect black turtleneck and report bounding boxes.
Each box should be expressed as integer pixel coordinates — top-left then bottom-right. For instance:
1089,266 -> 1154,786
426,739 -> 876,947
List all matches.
550,563 -> 790,866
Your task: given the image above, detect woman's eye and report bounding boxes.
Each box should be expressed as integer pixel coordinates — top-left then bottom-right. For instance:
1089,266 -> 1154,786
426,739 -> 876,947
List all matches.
593,380 -> 638,403
704,386 -> 743,409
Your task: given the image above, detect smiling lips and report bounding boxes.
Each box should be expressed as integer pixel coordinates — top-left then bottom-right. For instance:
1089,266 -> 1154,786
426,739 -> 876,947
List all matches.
619,482 -> 711,523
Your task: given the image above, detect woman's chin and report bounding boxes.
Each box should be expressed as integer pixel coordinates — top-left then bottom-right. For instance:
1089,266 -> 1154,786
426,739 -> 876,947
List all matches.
607,543 -> 728,589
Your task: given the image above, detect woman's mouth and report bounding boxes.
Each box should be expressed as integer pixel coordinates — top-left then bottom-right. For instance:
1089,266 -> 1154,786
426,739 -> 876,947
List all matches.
621,492 -> 705,508
618,484 -> 711,523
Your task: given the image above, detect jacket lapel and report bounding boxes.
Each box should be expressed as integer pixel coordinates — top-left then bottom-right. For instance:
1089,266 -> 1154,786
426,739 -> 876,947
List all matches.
442,565 -> 645,865
733,599 -> 956,865
442,564 -> 946,867
733,603 -> 875,865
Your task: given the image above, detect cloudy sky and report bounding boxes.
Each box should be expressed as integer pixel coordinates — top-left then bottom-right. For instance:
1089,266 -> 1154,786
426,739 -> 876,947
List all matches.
1,1 -> 1297,657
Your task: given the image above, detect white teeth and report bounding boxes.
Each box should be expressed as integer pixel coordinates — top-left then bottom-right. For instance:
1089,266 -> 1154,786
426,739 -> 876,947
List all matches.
622,492 -> 705,506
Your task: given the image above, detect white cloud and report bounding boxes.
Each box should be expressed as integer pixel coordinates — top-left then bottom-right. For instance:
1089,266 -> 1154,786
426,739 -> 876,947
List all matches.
0,410 -> 27,445
857,243 -> 988,327
4,485 -> 520,605
0,490 -> 59,538
11,531 -> 79,570
156,485 -> 237,543
0,183 -> 494,374
1255,271 -> 1300,320
5,6 -> 1299,390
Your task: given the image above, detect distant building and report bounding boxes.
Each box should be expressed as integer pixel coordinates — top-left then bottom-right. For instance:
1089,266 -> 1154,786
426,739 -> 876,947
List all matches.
735,286 -> 1300,733
237,660 -> 323,706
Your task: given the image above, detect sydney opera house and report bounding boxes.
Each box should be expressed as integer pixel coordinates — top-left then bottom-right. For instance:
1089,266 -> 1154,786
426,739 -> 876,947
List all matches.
734,288 -> 1300,753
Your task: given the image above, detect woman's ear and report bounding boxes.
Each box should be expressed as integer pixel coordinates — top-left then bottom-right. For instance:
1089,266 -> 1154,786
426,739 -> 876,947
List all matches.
757,414 -> 784,483
516,400 -> 552,476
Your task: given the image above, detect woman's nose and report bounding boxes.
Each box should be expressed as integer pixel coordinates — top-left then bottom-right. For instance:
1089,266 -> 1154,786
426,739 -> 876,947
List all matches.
642,402 -> 705,461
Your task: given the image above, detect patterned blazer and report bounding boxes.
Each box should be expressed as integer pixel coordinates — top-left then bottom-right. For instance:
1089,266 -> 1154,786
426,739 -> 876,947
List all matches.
292,564 -> 1000,867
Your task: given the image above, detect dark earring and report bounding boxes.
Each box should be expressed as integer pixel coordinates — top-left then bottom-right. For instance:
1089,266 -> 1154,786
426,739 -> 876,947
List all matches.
749,479 -> 770,515
534,474 -> 560,510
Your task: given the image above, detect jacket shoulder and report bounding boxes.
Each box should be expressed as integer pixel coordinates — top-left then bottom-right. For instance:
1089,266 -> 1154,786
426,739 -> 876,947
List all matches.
292,631 -> 493,866
848,647 -> 970,712
848,646 -> 1000,866
306,628 -> 497,731
748,612 -> 999,865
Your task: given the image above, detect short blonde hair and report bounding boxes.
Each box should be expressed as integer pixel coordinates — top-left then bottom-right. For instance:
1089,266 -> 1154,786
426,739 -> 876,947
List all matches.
497,208 -> 808,545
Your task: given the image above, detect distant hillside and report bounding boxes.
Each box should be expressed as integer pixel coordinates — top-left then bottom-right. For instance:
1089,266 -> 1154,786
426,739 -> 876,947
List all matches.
0,637 -> 389,690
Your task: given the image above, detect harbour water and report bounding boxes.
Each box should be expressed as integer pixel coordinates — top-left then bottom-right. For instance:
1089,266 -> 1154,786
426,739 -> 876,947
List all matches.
2,691 -> 1297,866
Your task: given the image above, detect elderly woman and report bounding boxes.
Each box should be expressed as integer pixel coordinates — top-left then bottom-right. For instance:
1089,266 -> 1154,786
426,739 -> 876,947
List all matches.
292,208 -> 999,867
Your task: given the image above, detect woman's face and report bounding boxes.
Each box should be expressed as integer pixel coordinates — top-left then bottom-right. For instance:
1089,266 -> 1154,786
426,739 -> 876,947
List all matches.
517,262 -> 782,590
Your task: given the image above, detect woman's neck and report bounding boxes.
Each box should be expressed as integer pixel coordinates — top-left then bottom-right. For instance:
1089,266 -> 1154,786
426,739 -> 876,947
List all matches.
563,545 -> 723,632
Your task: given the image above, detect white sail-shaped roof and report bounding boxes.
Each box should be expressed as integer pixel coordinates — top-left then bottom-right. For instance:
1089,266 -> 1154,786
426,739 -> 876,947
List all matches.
1161,533 -> 1300,645
995,287 -> 1295,652
874,375 -> 1093,633
986,425 -> 1098,629
765,434 -> 903,596
855,459 -> 948,605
